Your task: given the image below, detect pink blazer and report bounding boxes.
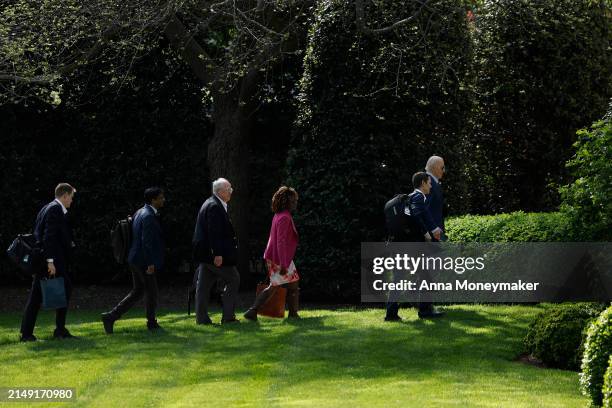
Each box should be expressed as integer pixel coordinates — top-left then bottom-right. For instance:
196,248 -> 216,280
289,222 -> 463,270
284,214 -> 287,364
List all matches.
263,210 -> 298,269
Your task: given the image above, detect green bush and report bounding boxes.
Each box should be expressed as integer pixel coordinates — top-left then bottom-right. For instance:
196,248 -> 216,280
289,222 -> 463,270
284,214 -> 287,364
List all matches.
560,107 -> 612,241
604,356 -> 612,408
468,0 -> 611,214
581,306 -> 612,406
523,303 -> 607,370
446,211 -> 573,242
286,0 -> 472,298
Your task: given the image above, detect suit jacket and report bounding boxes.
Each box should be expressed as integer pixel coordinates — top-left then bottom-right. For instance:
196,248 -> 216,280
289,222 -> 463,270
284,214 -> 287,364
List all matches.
426,175 -> 445,231
192,195 -> 238,266
263,210 -> 298,269
407,190 -> 437,241
33,200 -> 73,276
127,204 -> 165,270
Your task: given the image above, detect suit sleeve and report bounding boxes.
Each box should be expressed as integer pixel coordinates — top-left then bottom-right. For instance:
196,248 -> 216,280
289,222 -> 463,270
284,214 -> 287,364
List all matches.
276,217 -> 293,269
43,206 -> 63,261
411,194 -> 437,233
142,214 -> 155,267
207,204 -> 225,256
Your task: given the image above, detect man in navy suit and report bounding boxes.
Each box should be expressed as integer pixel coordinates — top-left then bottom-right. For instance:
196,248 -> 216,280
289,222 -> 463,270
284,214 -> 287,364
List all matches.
192,178 -> 240,325
425,155 -> 446,237
20,183 -> 77,342
385,173 -> 442,321
102,187 -> 165,333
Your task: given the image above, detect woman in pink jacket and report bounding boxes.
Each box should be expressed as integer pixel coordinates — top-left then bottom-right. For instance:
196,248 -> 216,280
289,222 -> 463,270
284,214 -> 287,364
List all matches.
244,186 -> 300,320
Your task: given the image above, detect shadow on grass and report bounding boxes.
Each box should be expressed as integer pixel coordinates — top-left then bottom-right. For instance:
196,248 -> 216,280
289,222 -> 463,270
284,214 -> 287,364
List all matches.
0,306 -> 541,391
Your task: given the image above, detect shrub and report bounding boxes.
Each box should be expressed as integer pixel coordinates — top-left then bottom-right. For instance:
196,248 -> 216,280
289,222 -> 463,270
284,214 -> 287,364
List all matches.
446,211 -> 573,242
286,0 -> 472,299
468,0 -> 611,214
581,306 -> 612,406
523,303 -> 607,370
560,107 -> 612,241
603,356 -> 612,408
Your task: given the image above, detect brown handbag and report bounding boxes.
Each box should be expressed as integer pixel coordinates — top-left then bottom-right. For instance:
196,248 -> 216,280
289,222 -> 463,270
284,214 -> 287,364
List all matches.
256,283 -> 286,318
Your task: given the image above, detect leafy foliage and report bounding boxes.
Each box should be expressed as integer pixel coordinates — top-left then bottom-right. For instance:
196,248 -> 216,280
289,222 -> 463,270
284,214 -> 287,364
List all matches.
523,302 -> 607,370
581,306 -> 612,407
467,0 -> 611,214
560,107 -> 612,241
604,356 -> 612,408
286,0 -> 473,299
446,211 -> 572,242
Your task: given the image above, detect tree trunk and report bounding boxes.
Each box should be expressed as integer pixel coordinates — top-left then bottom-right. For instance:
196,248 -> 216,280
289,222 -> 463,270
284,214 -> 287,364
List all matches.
208,87 -> 252,286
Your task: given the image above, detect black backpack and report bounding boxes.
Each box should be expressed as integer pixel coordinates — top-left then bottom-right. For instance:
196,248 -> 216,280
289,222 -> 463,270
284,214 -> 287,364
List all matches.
6,234 -> 44,277
110,216 -> 133,264
384,193 -> 412,239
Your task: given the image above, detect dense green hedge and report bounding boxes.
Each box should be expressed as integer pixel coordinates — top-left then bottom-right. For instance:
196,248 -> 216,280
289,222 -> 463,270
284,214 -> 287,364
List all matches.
523,303 -> 606,370
468,0 -> 611,214
604,356 -> 612,408
446,211 -> 572,242
581,306 -> 612,407
0,44 -> 212,284
286,0 -> 472,299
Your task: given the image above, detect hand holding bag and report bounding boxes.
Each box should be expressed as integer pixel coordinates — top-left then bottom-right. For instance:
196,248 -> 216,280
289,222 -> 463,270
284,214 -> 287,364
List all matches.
40,277 -> 67,309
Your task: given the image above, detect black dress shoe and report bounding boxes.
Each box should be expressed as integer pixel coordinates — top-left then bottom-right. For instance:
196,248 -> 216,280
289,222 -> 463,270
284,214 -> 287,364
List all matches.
221,317 -> 240,325
384,315 -> 403,322
147,320 -> 162,331
418,310 -> 445,319
101,312 -> 115,334
20,334 -> 37,342
53,328 -> 77,339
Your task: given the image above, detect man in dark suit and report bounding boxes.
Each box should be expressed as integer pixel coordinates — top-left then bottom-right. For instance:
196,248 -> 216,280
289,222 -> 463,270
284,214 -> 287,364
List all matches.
101,187 -> 165,333
193,178 -> 240,325
385,172 -> 443,321
20,183 -> 77,342
425,155 -> 446,237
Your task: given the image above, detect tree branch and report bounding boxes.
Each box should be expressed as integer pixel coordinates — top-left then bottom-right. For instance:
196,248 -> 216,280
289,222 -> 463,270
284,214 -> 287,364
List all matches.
355,0 -> 430,35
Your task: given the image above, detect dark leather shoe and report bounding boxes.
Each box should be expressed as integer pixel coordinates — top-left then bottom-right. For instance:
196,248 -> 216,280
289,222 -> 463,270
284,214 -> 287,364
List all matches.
20,334 -> 37,342
54,328 -> 77,339
221,317 -> 240,325
243,308 -> 258,321
147,320 -> 162,331
384,315 -> 402,322
101,312 -> 115,334
418,310 -> 445,319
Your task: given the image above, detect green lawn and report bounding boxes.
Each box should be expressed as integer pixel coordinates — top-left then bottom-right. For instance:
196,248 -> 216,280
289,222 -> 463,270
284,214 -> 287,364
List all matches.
0,305 -> 587,407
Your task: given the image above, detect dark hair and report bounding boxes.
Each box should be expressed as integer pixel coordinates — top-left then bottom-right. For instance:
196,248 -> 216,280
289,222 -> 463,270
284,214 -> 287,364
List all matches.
144,187 -> 164,204
412,172 -> 430,189
54,183 -> 76,198
271,186 -> 298,213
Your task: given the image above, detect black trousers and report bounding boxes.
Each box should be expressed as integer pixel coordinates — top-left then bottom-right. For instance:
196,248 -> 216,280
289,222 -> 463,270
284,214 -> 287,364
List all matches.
20,273 -> 73,336
108,264 -> 158,322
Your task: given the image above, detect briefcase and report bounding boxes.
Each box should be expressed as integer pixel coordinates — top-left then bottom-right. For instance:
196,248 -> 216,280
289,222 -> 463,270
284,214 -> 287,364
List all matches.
256,283 -> 286,318
41,277 -> 67,309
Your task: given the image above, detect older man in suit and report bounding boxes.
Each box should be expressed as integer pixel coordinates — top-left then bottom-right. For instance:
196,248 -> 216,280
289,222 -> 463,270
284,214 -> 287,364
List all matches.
20,183 -> 77,342
425,155 -> 446,237
193,178 -> 240,325
101,187 -> 165,333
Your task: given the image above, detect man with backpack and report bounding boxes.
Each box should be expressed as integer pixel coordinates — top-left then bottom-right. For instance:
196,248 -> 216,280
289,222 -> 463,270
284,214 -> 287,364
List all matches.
384,172 -> 444,321
101,187 -> 165,333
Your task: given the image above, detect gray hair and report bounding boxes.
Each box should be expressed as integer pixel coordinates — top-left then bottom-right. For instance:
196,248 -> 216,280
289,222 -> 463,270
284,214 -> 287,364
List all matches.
212,178 -> 230,194
425,155 -> 444,172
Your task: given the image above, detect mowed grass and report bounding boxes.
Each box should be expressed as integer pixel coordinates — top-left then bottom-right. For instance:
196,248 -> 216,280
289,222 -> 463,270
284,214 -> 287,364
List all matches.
0,305 -> 587,407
